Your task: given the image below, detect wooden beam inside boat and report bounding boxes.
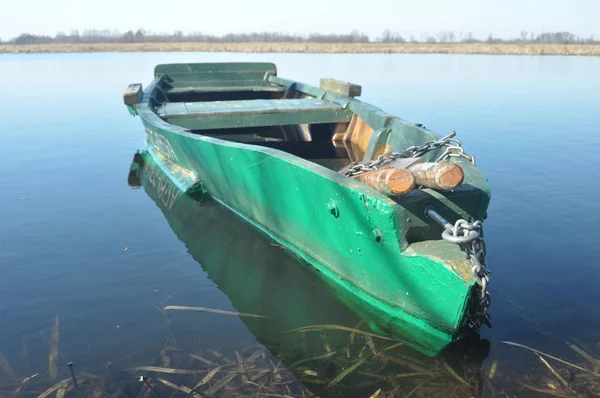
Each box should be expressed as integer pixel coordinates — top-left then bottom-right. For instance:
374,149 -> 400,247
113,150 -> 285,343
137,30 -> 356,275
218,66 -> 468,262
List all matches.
154,62 -> 277,78
164,72 -> 270,84
159,98 -> 353,130
166,86 -> 285,94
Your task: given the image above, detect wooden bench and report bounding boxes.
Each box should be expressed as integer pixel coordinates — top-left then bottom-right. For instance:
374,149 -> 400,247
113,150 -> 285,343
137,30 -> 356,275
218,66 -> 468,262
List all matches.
158,98 -> 352,130
166,85 -> 285,95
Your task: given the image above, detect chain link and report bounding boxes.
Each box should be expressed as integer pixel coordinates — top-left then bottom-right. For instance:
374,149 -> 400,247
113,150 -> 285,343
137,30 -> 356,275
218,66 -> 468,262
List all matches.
344,130 -> 490,330
442,219 -> 492,330
343,151 -> 410,177
343,131 -> 476,178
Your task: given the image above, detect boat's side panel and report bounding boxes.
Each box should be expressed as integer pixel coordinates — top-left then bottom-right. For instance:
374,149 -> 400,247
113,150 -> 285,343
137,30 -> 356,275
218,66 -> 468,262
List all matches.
136,100 -> 475,355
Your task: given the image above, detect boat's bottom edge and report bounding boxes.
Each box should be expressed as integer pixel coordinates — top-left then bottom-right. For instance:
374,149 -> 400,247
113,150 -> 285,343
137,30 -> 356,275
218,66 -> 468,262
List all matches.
146,149 -> 459,357
212,194 -> 456,356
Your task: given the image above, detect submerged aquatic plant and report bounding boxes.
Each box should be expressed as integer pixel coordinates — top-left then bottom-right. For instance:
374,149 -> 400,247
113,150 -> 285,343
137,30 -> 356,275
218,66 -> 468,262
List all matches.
0,311 -> 475,397
501,340 -> 600,397
3,306 -> 599,397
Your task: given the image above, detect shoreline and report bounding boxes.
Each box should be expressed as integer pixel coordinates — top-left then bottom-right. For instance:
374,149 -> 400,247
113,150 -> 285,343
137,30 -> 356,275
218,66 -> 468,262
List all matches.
1,42 -> 599,56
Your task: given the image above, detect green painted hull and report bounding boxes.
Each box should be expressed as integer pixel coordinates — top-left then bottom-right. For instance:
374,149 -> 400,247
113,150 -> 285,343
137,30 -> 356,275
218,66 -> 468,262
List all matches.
124,63 -> 491,356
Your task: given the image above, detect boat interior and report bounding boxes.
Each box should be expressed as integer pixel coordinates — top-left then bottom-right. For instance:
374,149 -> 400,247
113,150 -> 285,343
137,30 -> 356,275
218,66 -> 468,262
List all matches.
146,63 -> 389,168
121,63 -> 490,248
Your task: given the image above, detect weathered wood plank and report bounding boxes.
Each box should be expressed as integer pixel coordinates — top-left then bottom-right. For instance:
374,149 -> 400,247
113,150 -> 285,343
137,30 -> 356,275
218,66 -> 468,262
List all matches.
332,114 -> 374,161
155,62 -> 276,78
166,86 -> 285,94
164,71 -> 268,83
268,76 -> 324,98
160,98 -> 347,118
123,83 -> 143,105
157,98 -> 353,131
167,80 -> 267,88
160,98 -> 352,130
320,78 -> 362,97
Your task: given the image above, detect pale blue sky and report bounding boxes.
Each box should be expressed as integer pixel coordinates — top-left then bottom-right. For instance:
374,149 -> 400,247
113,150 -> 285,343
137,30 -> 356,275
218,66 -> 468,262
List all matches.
0,0 -> 597,40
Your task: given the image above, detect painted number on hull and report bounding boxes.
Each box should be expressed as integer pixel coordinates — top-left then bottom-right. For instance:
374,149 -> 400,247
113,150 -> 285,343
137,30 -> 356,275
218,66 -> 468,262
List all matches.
146,128 -> 178,162
144,163 -> 179,211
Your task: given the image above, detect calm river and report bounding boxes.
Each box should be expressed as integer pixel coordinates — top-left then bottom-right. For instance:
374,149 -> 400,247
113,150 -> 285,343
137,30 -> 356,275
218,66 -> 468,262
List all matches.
1,52 -> 599,397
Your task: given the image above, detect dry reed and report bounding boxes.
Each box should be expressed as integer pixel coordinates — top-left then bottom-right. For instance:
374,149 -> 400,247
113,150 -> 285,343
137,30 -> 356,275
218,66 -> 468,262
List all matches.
3,311 -> 599,397
2,42 -> 600,56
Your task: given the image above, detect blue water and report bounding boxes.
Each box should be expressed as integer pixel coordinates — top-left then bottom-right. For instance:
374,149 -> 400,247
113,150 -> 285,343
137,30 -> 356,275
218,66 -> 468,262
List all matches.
1,52 -> 599,396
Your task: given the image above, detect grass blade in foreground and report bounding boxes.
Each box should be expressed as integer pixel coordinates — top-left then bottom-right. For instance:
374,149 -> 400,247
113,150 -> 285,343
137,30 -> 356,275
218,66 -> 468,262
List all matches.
163,305 -> 266,318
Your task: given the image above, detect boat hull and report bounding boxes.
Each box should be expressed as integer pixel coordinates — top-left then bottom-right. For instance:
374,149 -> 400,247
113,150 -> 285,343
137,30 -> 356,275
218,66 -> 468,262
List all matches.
124,63 -> 491,356
133,114 -> 477,356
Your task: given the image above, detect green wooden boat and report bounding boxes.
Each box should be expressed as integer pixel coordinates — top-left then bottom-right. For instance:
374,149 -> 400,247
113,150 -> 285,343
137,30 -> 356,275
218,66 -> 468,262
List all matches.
123,62 -> 492,356
128,152 -> 490,396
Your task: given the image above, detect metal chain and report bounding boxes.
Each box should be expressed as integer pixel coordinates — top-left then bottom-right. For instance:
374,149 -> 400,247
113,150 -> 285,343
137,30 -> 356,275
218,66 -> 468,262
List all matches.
442,219 -> 492,330
345,130 -> 490,329
343,131 -> 475,178
343,151 -> 409,177
405,131 -> 461,158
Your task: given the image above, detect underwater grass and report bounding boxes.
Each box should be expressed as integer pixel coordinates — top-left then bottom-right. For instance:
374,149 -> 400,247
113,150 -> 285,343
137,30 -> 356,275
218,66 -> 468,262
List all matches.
20,338 -> 29,371
503,340 -> 599,376
126,365 -> 203,374
191,365 -> 222,390
163,305 -> 266,318
502,340 -> 600,397
283,324 -> 395,341
326,357 -> 367,388
157,377 -> 200,396
0,352 -> 15,378
37,377 -> 71,398
3,312 -> 600,397
47,316 -> 59,381
10,372 -> 38,397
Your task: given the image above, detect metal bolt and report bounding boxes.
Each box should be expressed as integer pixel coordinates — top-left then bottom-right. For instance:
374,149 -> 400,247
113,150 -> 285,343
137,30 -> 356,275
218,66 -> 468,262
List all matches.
327,199 -> 339,218
372,228 -> 382,242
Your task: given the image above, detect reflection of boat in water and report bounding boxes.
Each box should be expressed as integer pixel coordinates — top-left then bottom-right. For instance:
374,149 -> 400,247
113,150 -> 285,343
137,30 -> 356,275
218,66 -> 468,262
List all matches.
129,151 -> 490,397
129,151 -> 363,351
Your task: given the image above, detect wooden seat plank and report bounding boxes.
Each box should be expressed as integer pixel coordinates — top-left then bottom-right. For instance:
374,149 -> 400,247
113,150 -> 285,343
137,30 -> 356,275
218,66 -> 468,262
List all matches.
166,85 -> 284,94
158,98 -> 352,130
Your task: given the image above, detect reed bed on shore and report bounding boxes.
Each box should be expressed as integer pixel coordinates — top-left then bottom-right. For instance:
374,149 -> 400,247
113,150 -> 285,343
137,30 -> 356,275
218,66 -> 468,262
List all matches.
1,42 -> 600,56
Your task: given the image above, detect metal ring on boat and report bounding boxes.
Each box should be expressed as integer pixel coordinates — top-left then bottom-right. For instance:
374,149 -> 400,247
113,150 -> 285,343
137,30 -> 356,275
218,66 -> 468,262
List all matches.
441,229 -> 479,244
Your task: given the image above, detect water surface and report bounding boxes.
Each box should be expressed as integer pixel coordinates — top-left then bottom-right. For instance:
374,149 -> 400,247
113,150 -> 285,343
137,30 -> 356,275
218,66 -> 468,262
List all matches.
1,52 -> 599,397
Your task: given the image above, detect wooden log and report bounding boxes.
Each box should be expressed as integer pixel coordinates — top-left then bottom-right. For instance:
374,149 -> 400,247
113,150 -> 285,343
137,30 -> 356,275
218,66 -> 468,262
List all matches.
354,168 -> 415,196
408,162 -> 464,190
123,83 -> 143,105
